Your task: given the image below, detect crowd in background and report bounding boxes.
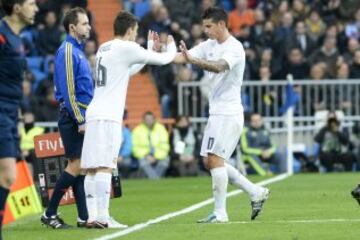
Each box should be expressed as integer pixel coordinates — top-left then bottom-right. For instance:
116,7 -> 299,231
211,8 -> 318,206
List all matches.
4,0 -> 360,178
124,0 -> 360,118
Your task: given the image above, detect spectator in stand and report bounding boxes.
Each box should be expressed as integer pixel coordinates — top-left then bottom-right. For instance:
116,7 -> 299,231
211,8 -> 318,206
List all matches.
343,38 -> 360,65
117,123 -> 133,178
286,20 -> 316,58
87,54 -> 97,81
35,86 -> 59,122
240,113 -> 282,174
351,123 -> 360,170
270,0 -> 289,26
274,11 -> 294,42
254,66 -> 280,116
37,10 -> 62,56
249,9 -> 266,41
35,59 -> 55,99
170,116 -> 199,177
335,63 -> 352,113
228,0 -> 255,37
196,0 -> 217,16
151,31 -> 176,118
21,74 -> 37,113
345,8 -> 360,39
305,9 -> 326,42
307,63 -> 327,113
284,48 -> 309,80
20,112 -> 45,175
138,0 -> 164,43
316,0 -> 341,23
188,23 -> 205,48
350,49 -> 360,79
314,112 -> 354,172
132,112 -> 170,179
309,37 -> 339,78
255,20 -> 277,51
84,39 -> 97,58
291,0 -> 309,22
163,0 -> 196,31
255,48 -> 281,79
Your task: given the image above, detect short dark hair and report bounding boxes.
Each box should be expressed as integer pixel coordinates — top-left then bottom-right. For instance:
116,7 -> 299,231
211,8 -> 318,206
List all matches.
63,7 -> 87,33
143,111 -> 155,118
0,0 -> 26,16
202,7 -> 228,26
113,11 -> 137,36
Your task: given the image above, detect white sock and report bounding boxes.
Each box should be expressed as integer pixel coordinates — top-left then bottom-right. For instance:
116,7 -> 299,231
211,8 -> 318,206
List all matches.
94,172 -> 112,223
225,163 -> 262,199
210,167 -> 228,219
84,174 -> 97,222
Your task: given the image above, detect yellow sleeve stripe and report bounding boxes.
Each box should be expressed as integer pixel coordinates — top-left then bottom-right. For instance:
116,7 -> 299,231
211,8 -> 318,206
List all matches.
65,43 -> 84,123
77,101 -> 88,109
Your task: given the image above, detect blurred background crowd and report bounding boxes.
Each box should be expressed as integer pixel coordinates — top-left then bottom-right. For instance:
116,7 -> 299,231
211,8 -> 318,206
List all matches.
4,0 -> 360,178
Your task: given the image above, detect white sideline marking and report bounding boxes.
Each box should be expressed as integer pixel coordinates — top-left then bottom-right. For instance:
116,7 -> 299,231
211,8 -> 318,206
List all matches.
228,219 -> 360,224
94,173 -> 290,240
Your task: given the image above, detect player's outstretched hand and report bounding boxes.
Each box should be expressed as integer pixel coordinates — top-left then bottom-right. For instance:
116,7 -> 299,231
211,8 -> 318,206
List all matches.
179,40 -> 191,62
148,30 -> 161,52
167,35 -> 174,44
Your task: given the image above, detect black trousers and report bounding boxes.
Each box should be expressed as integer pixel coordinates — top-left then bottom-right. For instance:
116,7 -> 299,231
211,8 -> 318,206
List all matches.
319,151 -> 354,172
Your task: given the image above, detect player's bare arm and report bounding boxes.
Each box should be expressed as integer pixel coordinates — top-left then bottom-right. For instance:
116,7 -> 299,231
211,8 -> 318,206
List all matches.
179,40 -> 229,73
173,53 -> 187,64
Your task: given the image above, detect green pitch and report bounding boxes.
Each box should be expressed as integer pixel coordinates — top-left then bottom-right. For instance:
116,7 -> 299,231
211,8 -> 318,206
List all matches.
4,173 -> 360,240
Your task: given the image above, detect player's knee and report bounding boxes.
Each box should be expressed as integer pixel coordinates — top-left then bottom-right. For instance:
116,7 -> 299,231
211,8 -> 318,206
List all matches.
207,154 -> 224,169
0,172 -> 16,188
0,161 -> 16,188
66,158 -> 81,175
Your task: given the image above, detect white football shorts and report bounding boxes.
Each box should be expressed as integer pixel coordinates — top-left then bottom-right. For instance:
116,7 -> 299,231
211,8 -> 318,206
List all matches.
81,119 -> 122,169
200,114 -> 244,161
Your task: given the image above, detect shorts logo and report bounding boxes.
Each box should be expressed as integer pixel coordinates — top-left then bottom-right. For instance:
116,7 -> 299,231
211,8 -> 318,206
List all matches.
207,137 -> 214,150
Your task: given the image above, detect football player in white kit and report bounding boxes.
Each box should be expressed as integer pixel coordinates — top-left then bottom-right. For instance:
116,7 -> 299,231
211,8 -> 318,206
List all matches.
81,11 -> 177,228
173,7 -> 269,223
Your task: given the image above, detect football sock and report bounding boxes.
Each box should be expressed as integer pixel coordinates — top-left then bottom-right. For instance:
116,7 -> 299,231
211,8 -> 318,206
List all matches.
84,174 -> 97,222
46,171 -> 75,217
225,163 -> 261,199
210,167 -> 228,219
94,172 -> 112,223
72,175 -> 88,221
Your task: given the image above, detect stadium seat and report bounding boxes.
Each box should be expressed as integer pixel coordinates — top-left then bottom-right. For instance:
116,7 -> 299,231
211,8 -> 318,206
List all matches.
26,56 -> 44,70
134,1 -> 150,19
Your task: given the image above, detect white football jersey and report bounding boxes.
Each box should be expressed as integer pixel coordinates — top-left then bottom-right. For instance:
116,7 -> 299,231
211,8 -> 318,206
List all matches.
188,36 -> 245,115
85,39 -> 176,123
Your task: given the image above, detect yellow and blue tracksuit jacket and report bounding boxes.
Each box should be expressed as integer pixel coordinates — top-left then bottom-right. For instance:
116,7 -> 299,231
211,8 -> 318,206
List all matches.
54,35 -> 93,124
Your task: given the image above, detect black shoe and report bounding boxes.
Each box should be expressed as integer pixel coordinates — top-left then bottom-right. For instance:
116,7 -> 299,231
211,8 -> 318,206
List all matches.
41,213 -> 72,229
77,220 -> 87,228
351,184 -> 360,205
251,188 -> 270,220
86,221 -> 108,229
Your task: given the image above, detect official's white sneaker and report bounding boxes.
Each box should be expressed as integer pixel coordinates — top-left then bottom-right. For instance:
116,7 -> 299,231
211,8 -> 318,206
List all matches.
107,216 -> 128,228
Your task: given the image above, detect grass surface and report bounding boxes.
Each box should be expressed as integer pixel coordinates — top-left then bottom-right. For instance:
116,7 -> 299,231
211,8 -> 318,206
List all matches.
4,173 -> 360,240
